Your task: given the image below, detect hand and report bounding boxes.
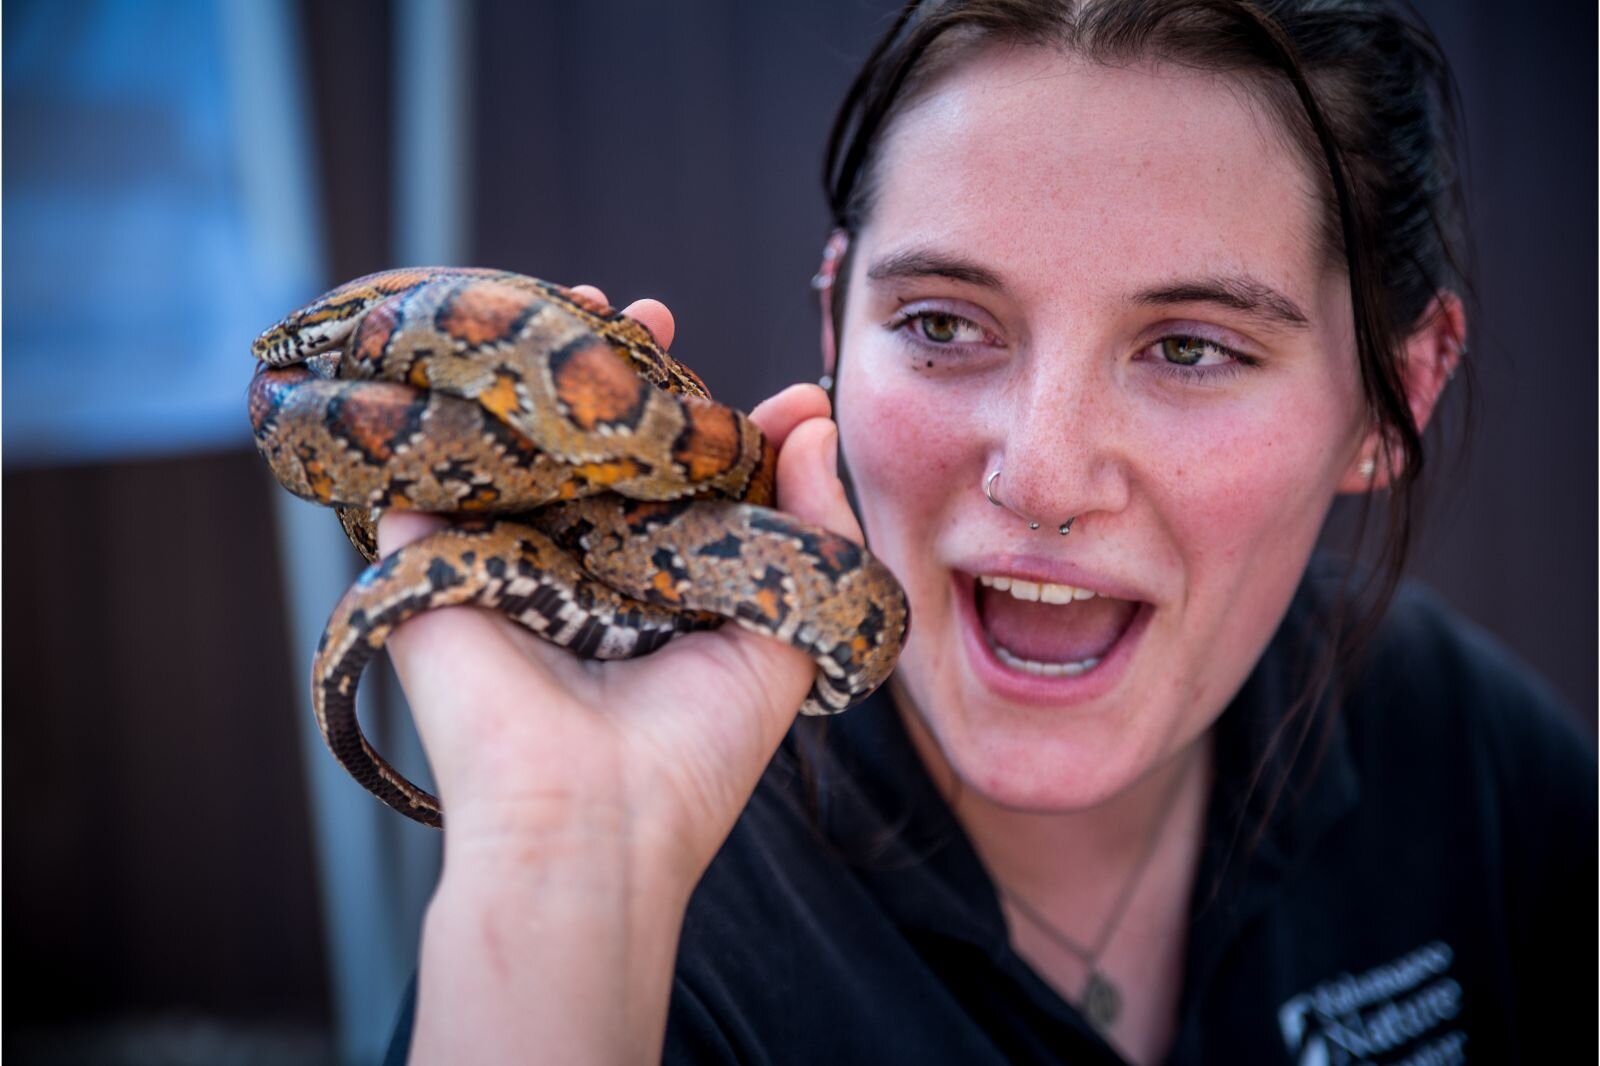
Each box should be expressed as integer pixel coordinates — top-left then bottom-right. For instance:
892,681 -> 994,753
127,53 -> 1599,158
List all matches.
386,284 -> 865,1064
380,286 -> 861,886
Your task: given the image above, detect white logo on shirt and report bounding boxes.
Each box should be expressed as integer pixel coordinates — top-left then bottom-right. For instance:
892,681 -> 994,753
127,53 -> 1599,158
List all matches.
1277,941 -> 1466,1065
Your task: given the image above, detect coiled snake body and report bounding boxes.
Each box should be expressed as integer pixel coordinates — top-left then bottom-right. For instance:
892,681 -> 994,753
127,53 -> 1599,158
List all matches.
249,267 -> 908,827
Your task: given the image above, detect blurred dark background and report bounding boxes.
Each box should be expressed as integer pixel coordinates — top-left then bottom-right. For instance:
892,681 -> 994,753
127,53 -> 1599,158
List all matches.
3,1 -> 1593,1063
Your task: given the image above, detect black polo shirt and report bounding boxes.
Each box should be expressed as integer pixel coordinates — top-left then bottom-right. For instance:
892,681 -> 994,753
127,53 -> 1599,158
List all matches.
385,573 -> 1595,1064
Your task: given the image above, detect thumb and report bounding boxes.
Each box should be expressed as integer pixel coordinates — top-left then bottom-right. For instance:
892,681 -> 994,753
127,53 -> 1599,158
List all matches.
774,417 -> 863,546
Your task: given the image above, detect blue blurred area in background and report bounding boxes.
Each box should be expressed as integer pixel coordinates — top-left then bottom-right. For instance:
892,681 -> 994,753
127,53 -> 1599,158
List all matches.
2,0 -> 320,465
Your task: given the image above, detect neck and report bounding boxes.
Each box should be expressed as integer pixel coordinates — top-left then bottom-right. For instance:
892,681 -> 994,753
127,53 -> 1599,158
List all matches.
891,686 -> 1214,1065
892,683 -> 1213,912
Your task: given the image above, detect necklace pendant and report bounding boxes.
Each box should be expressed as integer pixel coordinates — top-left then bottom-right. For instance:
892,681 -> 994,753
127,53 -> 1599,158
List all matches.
1080,969 -> 1121,1034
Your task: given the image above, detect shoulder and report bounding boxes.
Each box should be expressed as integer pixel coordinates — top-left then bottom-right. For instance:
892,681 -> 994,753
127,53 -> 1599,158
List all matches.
1357,576 -> 1572,718
1335,574 -> 1593,802
1326,579 -> 1597,1059
1306,569 -> 1596,918
1191,571 -> 1595,1062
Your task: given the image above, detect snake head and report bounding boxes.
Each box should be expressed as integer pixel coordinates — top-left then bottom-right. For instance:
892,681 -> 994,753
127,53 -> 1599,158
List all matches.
252,307 -> 364,366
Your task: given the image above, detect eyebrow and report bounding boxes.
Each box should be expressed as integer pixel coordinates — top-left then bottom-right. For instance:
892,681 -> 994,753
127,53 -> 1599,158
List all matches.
865,248 -> 1006,290
1133,276 -> 1311,330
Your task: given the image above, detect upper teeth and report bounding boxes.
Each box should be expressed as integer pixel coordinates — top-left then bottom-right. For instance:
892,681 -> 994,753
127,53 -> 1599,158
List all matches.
978,574 -> 1097,604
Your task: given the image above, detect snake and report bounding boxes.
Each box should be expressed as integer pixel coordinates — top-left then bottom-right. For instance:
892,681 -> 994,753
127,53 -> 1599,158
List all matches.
248,267 -> 909,828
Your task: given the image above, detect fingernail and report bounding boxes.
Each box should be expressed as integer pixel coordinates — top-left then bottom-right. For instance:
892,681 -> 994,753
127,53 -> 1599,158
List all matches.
823,425 -> 840,478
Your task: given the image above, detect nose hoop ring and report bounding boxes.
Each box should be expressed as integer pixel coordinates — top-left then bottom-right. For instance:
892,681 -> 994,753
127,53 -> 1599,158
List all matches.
984,469 -> 1076,535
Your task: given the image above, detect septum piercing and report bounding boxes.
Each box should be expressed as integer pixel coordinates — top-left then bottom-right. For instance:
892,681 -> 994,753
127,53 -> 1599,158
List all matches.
985,469 -> 1075,535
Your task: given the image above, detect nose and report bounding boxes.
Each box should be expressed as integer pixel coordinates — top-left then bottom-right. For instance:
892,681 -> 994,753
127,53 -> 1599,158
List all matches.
987,362 -> 1131,532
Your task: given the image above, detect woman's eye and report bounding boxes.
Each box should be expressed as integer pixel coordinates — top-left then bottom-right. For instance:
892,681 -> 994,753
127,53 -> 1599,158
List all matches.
1140,332 -> 1260,384
1159,335 -> 1234,367
906,311 -> 988,346
896,307 -> 992,344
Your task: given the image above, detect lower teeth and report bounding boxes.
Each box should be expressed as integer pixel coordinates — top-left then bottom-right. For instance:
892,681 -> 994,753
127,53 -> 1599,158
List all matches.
990,641 -> 1101,677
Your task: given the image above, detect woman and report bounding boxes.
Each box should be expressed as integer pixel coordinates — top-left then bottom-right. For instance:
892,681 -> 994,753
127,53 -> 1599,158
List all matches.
378,1 -> 1592,1062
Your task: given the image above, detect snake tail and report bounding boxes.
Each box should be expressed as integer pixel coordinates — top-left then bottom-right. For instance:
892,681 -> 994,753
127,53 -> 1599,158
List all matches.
313,519 -> 716,827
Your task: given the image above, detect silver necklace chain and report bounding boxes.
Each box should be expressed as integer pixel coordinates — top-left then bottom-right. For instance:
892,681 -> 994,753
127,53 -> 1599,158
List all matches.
997,754 -> 1197,1036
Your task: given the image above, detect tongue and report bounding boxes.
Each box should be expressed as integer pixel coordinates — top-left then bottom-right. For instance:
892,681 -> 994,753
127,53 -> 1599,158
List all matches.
977,586 -> 1138,664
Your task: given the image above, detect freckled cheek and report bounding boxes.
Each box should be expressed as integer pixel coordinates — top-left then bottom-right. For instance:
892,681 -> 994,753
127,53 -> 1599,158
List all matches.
836,372 -> 971,541
1142,403 -> 1349,574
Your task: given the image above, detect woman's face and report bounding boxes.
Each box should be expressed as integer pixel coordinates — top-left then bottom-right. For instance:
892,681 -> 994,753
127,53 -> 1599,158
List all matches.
834,46 -> 1366,811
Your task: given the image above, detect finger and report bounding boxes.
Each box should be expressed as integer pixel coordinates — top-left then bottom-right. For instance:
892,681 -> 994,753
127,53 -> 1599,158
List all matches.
570,284 -> 674,349
775,415 -> 862,544
376,509 -> 450,559
374,510 -> 511,678
568,283 -> 610,308
748,383 -> 831,451
621,298 -> 675,350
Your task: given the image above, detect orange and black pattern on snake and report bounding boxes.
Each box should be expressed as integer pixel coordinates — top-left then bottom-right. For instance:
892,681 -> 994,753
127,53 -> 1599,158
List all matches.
249,267 -> 909,828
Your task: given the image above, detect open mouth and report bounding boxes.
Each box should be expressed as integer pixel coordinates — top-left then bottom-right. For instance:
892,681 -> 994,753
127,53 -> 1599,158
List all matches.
967,573 -> 1147,683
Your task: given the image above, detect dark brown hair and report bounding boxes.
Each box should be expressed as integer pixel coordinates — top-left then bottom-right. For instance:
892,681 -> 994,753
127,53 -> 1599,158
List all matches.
809,0 -> 1474,859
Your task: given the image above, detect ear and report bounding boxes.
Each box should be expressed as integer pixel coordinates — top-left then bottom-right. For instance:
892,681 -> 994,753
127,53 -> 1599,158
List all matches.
813,230 -> 849,385
1339,291 -> 1466,493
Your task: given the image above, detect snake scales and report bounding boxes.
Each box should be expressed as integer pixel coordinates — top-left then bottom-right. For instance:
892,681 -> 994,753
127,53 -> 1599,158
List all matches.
248,267 -> 909,828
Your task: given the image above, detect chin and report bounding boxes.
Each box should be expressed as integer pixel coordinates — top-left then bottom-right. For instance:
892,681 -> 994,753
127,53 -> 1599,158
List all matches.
966,725 -> 1152,812
901,671 -> 1163,814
